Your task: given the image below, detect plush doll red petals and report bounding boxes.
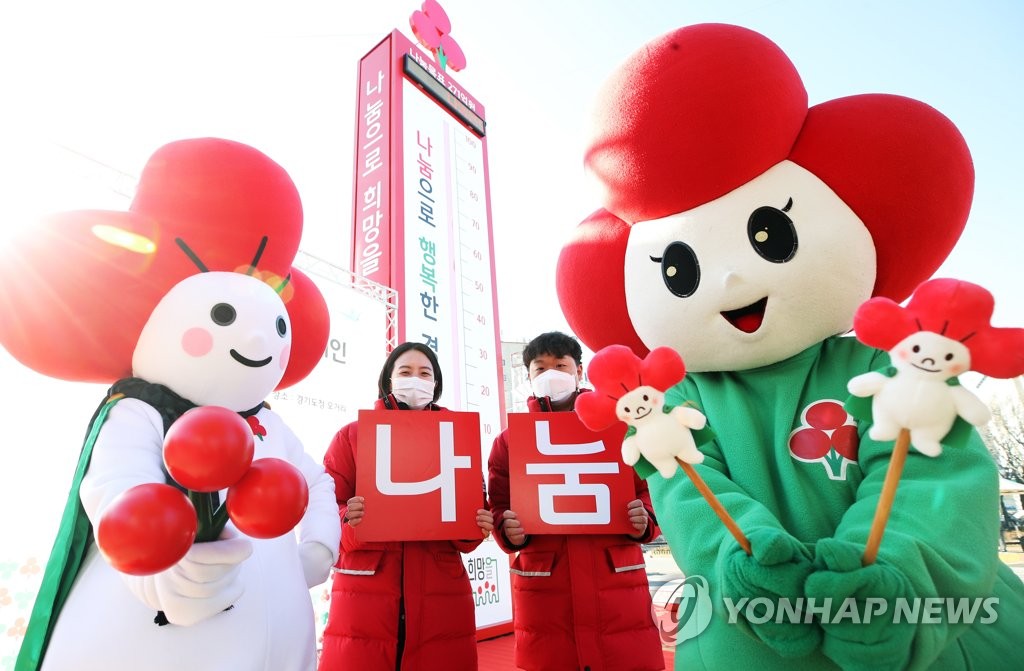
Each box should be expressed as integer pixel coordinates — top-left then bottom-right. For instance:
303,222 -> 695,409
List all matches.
853,278 -> 1024,379
576,345 -> 704,476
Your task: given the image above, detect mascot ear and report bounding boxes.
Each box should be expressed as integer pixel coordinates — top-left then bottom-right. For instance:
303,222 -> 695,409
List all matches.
557,209 -> 647,357
277,268 -> 330,390
790,95 -> 973,303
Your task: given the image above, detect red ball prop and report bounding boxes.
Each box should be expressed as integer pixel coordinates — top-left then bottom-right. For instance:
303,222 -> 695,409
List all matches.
97,483 -> 197,576
226,458 -> 309,539
164,406 -> 255,492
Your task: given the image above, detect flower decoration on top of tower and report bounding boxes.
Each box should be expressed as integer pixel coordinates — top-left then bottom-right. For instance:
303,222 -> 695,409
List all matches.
410,0 -> 466,72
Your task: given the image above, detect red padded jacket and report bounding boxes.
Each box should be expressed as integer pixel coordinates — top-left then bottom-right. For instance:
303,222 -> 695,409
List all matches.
319,398 -> 481,671
487,392 -> 665,671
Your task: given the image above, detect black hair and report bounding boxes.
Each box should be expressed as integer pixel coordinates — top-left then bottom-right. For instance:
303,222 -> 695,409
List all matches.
522,331 -> 583,369
377,342 -> 443,403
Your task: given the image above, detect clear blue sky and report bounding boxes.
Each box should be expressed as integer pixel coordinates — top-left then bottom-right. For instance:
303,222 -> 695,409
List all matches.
1,0 -> 1020,339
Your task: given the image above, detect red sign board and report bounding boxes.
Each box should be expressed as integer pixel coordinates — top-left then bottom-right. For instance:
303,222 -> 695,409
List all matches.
508,412 -> 634,535
354,409 -> 482,541
351,35 -> 393,286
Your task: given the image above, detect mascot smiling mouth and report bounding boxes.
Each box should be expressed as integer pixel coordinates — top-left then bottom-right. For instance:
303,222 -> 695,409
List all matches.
721,297 -> 768,333
230,349 -> 273,367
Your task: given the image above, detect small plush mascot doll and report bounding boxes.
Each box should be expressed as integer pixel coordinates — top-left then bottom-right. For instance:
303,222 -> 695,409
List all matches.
556,23 -> 1024,671
847,278 -> 1024,458
576,345 -> 708,478
0,138 -> 342,671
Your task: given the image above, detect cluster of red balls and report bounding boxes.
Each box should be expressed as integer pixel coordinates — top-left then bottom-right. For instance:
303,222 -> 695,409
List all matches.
97,406 -> 309,576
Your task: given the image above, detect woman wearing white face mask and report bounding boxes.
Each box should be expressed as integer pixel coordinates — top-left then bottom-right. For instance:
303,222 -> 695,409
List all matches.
320,342 -> 494,670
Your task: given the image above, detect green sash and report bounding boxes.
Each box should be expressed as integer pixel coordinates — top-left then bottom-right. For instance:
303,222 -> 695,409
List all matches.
15,394 -> 123,671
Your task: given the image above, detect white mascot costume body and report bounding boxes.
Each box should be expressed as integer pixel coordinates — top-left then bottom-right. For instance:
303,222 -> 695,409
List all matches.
1,138 -> 341,671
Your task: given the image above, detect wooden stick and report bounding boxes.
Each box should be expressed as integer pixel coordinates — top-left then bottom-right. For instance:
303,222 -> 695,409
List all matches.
677,458 -> 752,555
862,428 -> 910,565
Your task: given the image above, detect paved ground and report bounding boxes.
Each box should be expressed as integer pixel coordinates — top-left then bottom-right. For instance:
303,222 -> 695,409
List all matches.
998,548 -> 1024,582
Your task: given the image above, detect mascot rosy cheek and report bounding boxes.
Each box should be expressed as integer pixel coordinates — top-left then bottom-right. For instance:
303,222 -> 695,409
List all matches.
556,23 -> 1024,671
0,138 -> 341,671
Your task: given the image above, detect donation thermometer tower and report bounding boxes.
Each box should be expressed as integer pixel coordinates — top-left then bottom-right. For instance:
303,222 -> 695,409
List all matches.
350,9 -> 511,637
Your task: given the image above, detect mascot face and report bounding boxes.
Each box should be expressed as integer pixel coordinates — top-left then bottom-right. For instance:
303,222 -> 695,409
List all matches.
555,25 -> 975,372
889,331 -> 969,381
133,272 -> 292,410
0,138 -> 329,390
624,162 -> 876,372
615,386 -> 665,426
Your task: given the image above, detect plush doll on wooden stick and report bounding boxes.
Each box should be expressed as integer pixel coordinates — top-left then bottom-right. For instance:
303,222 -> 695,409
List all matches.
847,278 -> 1024,564
576,345 -> 750,554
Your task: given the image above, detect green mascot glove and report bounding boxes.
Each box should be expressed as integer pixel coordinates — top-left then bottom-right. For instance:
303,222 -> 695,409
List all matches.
806,538 -> 917,671
718,526 -> 822,657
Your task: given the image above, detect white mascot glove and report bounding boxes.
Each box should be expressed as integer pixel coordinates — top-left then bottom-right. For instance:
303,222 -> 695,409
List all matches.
123,528 -> 253,626
298,541 -> 334,588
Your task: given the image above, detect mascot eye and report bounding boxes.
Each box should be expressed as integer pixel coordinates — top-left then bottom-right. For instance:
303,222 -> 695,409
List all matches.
912,345 -> 921,353
944,353 -> 954,361
642,395 -> 649,402
747,198 -> 797,263
211,303 -> 236,326
650,241 -> 700,298
623,406 -> 630,413
276,316 -> 288,337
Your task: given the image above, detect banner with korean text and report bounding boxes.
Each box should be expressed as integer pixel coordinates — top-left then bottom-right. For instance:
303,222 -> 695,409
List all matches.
354,409 -> 483,542
351,26 -> 511,635
508,412 -> 634,535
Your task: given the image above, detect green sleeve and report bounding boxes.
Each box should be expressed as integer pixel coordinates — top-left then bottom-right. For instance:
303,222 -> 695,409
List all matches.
651,380 -> 797,572
831,424 -> 1001,662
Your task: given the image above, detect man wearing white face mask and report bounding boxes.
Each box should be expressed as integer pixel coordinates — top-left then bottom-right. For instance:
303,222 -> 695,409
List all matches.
320,342 -> 495,670
487,332 -> 665,671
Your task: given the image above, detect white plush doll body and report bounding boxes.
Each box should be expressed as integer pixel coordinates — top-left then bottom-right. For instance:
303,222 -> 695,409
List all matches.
847,331 -> 990,456
618,387 -> 707,477
577,345 -> 708,479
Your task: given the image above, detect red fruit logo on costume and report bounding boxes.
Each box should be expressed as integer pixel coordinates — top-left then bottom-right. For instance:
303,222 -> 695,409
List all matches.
789,400 -> 859,480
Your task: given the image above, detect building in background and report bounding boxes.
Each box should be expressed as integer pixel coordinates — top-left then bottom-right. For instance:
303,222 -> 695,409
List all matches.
500,339 -> 529,415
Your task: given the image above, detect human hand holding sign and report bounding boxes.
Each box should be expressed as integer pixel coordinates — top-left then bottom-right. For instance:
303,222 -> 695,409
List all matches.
627,499 -> 649,537
345,495 -> 366,527
501,510 -> 527,547
475,508 -> 495,537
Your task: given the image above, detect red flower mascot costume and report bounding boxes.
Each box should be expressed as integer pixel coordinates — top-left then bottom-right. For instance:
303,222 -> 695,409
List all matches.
556,24 -> 1024,671
1,138 -> 341,671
